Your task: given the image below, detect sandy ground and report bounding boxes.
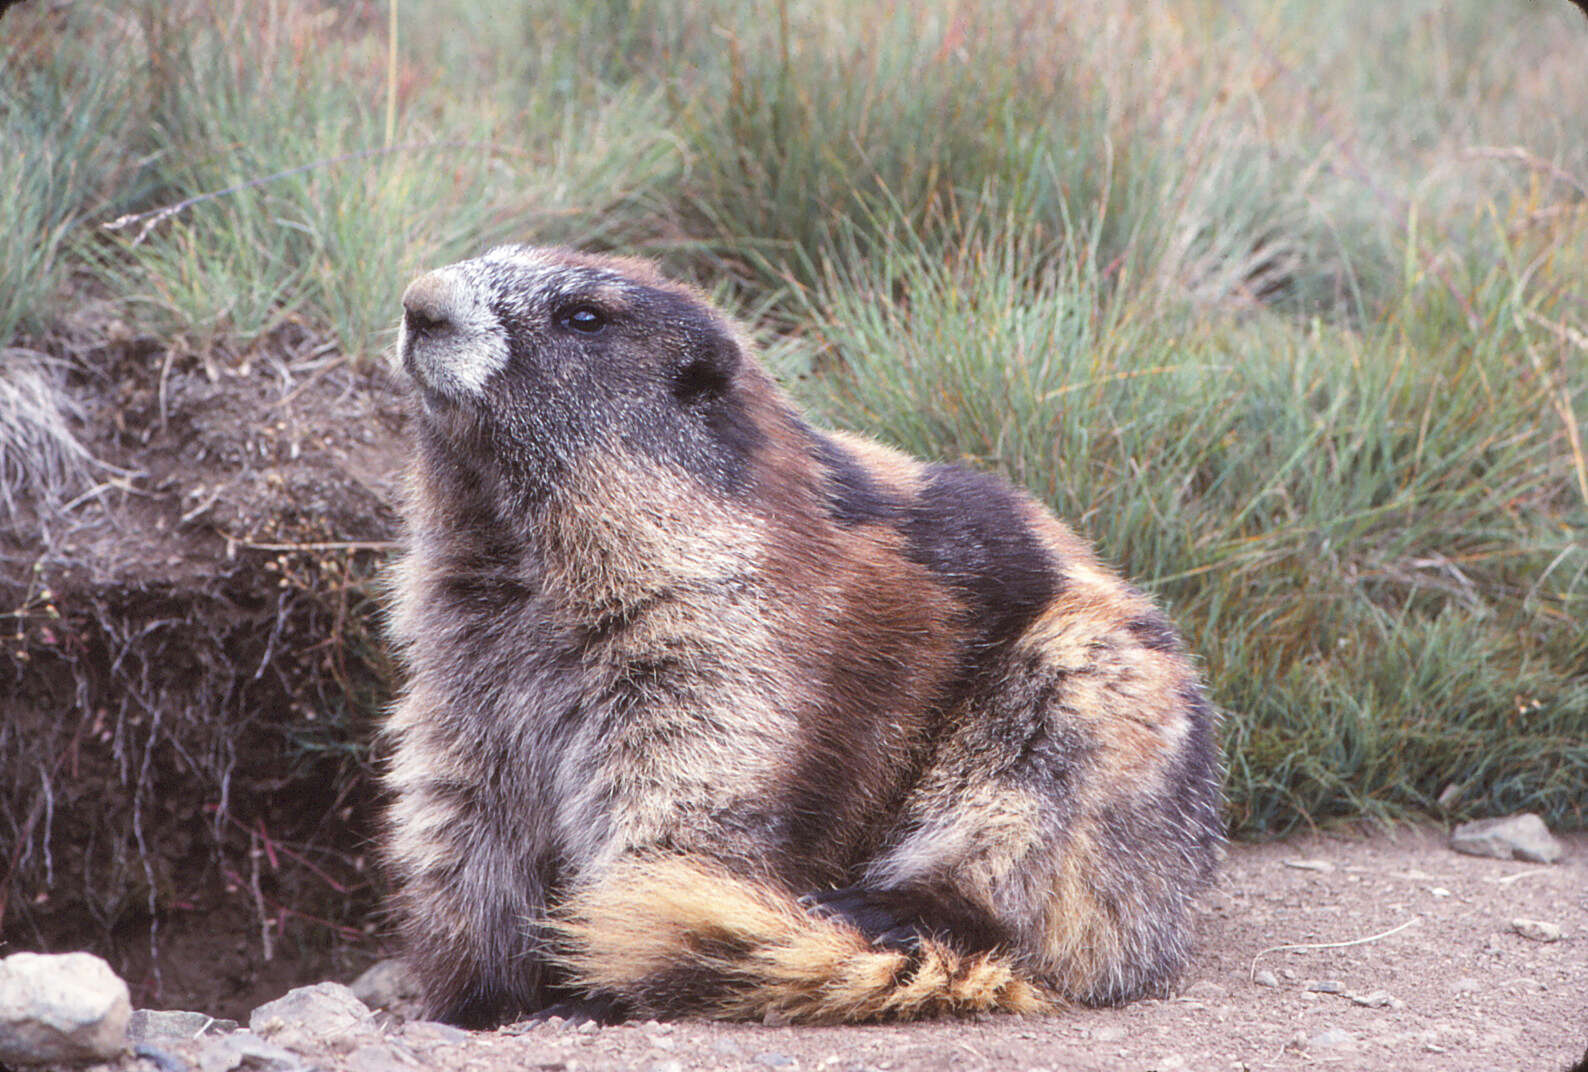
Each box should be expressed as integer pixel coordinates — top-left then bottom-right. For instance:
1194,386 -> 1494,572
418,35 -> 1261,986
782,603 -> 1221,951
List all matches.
305,824 -> 1588,1072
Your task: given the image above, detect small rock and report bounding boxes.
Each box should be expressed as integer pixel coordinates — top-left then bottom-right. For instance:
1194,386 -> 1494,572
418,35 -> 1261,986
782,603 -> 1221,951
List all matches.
575,1018 -> 599,1035
1348,989 -> 1396,1008
647,1061 -> 684,1072
1179,980 -> 1228,1000
1092,1025 -> 1127,1043
1252,970 -> 1279,988
1308,1027 -> 1354,1049
348,961 -> 422,1013
1150,1055 -> 1188,1071
1450,814 -> 1565,864
248,982 -> 376,1054
346,1041 -> 412,1072
133,1042 -> 193,1072
129,1010 -> 240,1042
1305,980 -> 1345,994
756,1052 -> 797,1068
0,951 -> 132,1066
195,1029 -> 306,1072
402,1020 -> 470,1047
1450,977 -> 1481,994
1511,919 -> 1563,942
712,1038 -> 743,1054
1284,859 -> 1335,873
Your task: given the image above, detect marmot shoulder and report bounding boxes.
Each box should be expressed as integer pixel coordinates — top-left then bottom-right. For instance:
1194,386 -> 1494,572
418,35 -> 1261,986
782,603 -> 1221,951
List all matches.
381,244 -> 1223,1027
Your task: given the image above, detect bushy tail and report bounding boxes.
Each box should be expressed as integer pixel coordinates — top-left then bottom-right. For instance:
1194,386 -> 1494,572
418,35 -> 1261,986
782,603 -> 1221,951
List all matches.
549,856 -> 1058,1024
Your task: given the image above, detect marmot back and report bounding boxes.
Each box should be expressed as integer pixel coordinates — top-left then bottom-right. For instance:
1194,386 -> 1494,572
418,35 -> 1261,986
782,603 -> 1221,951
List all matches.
382,245 -> 1223,1027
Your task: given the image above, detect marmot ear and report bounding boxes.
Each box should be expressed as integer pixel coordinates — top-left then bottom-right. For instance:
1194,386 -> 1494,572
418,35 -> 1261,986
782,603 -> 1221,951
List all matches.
672,326 -> 740,404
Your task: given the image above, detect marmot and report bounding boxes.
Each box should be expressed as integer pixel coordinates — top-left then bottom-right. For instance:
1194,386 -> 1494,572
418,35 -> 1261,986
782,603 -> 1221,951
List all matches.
381,245 -> 1223,1028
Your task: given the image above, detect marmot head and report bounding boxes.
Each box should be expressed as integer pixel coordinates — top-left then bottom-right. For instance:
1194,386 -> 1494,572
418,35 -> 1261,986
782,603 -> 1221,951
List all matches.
395,245 -> 770,500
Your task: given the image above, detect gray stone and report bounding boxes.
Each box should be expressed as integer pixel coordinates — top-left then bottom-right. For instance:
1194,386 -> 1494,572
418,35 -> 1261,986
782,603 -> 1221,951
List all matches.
1451,976 -> 1482,994
647,1061 -> 684,1072
248,981 -> 376,1054
1305,980 -> 1345,994
129,1010 -> 240,1042
1252,970 -> 1280,988
0,951 -> 132,1065
756,1053 -> 797,1068
401,1019 -> 470,1047
194,1029 -> 306,1072
348,960 -> 422,1013
345,1041 -> 414,1072
1511,918 -> 1563,942
1450,814 -> 1565,863
1283,858 -> 1335,873
132,1042 -> 194,1072
1308,1027 -> 1354,1049
1092,1025 -> 1127,1043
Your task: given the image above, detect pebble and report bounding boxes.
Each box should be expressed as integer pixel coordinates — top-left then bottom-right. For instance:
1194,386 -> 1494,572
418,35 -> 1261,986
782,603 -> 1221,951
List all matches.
1348,989 -> 1397,1008
402,1020 -> 470,1047
1092,1025 -> 1127,1043
576,1018 -> 599,1034
1511,919 -> 1563,942
647,1061 -> 684,1072
1305,980 -> 1345,994
195,1029 -> 306,1072
345,1041 -> 412,1072
712,1038 -> 744,1054
0,951 -> 132,1066
1284,859 -> 1335,873
1450,813 -> 1565,864
1308,1027 -> 1354,1049
757,1052 -> 797,1068
348,960 -> 422,1013
248,982 -> 377,1054
129,1009 -> 240,1042
134,1041 -> 194,1072
1252,970 -> 1279,988
1451,977 -> 1482,994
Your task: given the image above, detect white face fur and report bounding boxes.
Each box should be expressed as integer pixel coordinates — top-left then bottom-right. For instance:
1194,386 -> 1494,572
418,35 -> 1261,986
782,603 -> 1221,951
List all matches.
395,263 -> 510,400
395,246 -> 638,403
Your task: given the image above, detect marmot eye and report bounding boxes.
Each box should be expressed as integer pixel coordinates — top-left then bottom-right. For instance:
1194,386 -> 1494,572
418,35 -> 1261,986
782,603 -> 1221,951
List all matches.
558,305 -> 606,334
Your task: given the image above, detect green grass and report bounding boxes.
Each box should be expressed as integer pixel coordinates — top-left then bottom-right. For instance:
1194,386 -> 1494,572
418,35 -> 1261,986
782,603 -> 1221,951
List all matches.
3,0 -> 1585,835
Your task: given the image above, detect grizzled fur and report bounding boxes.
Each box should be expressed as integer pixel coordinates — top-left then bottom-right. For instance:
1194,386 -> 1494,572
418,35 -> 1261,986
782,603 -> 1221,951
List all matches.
382,245 -> 1224,1027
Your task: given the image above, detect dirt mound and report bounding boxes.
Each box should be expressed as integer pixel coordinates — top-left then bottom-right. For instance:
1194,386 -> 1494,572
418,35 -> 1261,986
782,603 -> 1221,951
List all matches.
1,314 -> 407,1017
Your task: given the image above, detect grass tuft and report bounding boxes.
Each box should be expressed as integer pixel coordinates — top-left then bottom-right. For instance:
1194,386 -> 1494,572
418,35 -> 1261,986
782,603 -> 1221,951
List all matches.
1,0 -> 1584,852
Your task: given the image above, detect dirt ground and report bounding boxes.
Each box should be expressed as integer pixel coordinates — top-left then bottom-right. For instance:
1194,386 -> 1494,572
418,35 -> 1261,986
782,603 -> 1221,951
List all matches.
178,823 -> 1586,1072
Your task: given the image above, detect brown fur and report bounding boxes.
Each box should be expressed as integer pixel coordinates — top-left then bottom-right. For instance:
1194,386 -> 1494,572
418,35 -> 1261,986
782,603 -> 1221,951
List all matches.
381,245 -> 1224,1027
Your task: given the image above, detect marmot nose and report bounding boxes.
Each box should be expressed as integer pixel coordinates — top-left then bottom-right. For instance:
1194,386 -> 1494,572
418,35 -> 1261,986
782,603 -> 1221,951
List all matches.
402,270 -> 462,336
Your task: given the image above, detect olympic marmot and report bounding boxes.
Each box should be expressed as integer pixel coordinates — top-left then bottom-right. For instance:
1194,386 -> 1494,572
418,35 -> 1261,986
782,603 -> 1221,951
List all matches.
382,244 -> 1223,1028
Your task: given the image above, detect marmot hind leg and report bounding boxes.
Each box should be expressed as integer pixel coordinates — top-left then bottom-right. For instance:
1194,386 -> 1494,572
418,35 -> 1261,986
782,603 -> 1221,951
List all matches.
856,643 -> 1222,1004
